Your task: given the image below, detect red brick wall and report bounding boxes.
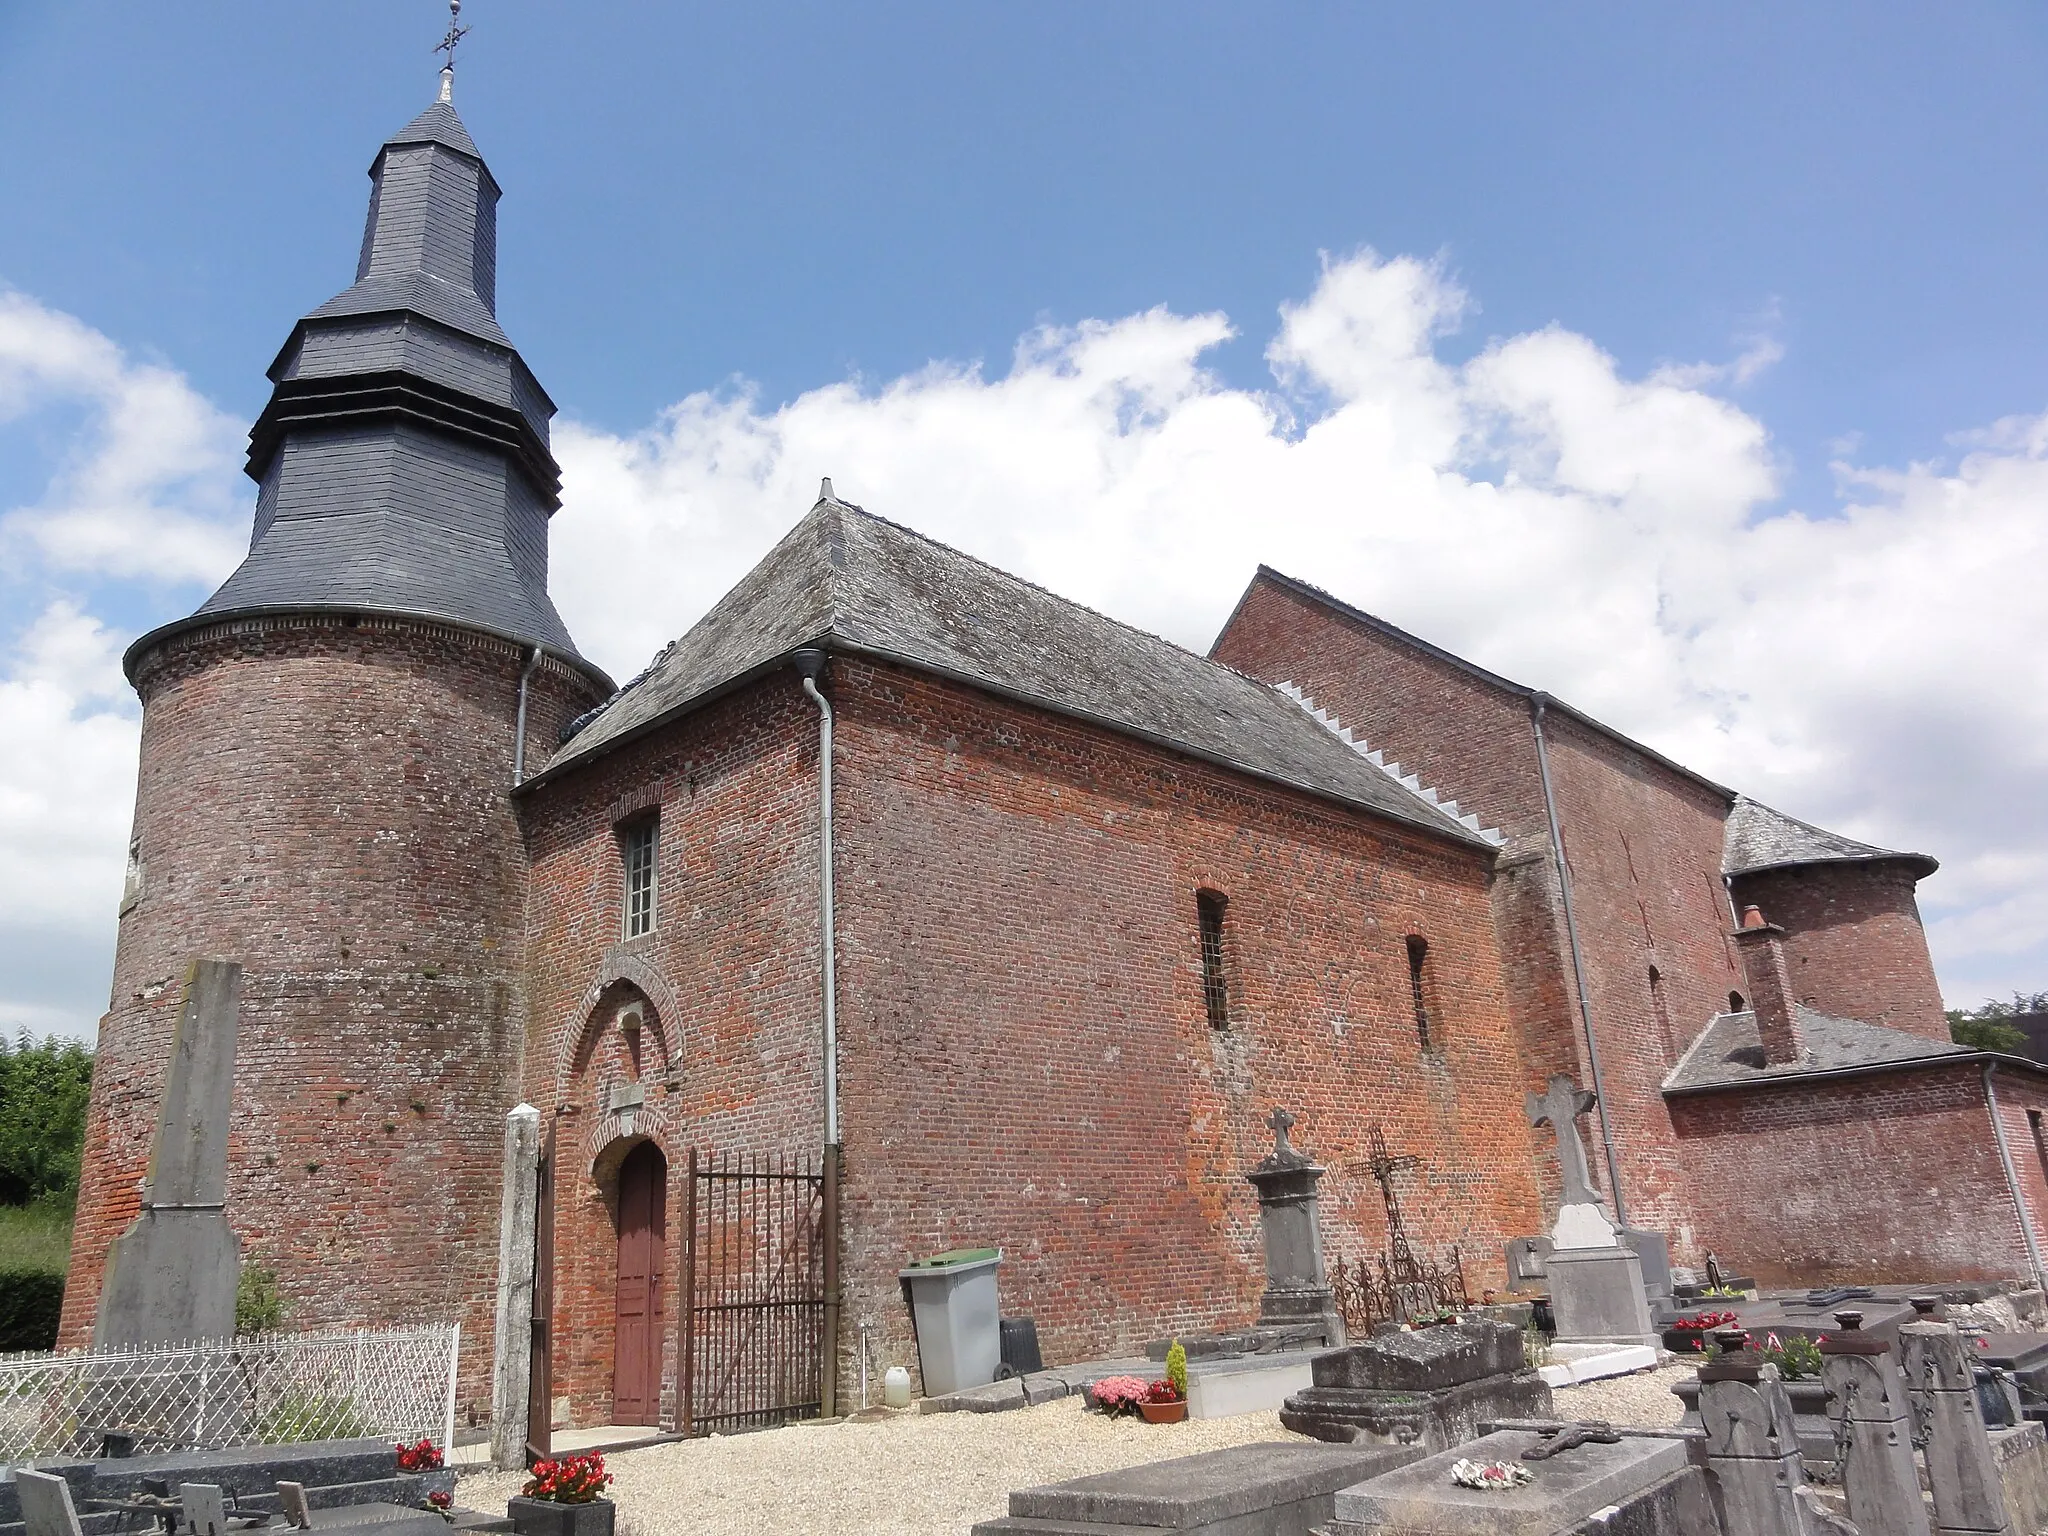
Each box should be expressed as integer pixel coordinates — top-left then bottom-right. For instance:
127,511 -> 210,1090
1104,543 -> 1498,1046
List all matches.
1729,863 -> 1948,1041
1666,1065 -> 2039,1285
517,679 -> 826,1428
827,656 -> 1544,1381
1211,574 -> 1745,1255
65,615 -> 602,1427
518,654 -> 1545,1422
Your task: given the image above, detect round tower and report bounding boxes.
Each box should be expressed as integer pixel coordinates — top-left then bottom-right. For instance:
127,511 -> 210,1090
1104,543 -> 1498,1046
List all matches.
63,96 -> 612,1409
1722,796 -> 1946,1040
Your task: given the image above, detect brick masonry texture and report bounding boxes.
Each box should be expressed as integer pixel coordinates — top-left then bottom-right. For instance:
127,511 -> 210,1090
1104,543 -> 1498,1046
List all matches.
1209,571 -> 1999,1276
516,657 -> 1545,1422
1667,1066 -> 2039,1284
1729,862 -> 1950,1040
64,615 -> 603,1425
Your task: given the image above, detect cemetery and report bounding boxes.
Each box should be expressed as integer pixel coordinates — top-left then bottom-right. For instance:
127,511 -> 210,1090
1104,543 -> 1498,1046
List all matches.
17,10 -> 2048,1536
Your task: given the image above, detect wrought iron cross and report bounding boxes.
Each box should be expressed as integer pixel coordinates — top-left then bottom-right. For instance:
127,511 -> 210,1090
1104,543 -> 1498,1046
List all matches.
1365,1125 -> 1423,1277
435,0 -> 470,92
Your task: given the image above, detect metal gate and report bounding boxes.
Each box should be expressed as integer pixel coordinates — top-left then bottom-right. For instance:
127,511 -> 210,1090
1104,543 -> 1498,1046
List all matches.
680,1148 -> 838,1435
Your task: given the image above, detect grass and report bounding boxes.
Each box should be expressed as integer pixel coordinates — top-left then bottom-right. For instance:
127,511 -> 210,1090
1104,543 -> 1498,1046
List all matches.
0,1204 -> 73,1275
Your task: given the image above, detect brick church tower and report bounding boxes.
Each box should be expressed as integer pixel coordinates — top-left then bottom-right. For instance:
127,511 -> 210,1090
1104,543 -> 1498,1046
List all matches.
61,93 -> 611,1381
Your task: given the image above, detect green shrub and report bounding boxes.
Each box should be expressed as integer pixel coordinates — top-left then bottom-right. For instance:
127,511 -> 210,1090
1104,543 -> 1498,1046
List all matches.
251,1387 -> 372,1444
0,1267 -> 64,1351
236,1265 -> 286,1335
1164,1340 -> 1187,1401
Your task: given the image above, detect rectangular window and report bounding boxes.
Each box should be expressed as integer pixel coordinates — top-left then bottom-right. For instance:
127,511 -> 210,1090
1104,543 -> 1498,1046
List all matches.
622,817 -> 658,939
1406,935 -> 1434,1052
1197,891 -> 1230,1031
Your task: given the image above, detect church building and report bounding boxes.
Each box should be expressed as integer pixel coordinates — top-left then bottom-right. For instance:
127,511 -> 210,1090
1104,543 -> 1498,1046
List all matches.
61,90 -> 2048,1437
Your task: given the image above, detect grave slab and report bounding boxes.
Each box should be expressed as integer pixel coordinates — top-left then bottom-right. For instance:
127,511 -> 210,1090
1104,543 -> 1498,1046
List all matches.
1537,1344 -> 1658,1388
976,1440 -> 1419,1536
1326,1426 -> 1688,1535
1185,1354 -> 1317,1420
1545,1247 -> 1656,1347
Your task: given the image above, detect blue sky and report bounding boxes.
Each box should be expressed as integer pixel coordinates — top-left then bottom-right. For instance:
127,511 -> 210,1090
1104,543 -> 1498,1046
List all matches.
4,2 -> 2048,1038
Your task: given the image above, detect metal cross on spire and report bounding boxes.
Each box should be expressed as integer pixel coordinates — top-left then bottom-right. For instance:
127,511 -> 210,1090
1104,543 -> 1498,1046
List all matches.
434,0 -> 469,103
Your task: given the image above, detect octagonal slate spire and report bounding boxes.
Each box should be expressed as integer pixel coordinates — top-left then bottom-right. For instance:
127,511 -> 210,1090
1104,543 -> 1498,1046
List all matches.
126,97 -> 604,685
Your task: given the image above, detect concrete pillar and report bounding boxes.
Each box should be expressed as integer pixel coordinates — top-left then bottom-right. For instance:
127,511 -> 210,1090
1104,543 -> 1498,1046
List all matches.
1901,1319 -> 2017,1535
1823,1313 -> 1933,1536
1699,1337 -> 1852,1536
490,1104 -> 542,1470
94,958 -> 243,1348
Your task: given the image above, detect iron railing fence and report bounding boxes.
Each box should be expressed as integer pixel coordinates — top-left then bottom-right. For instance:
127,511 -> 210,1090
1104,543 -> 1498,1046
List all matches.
0,1322 -> 459,1466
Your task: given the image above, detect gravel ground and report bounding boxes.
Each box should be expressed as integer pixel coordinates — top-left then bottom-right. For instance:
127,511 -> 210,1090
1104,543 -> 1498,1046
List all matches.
459,1400 -> 1310,1536
459,1363 -> 1695,1536
1552,1360 -> 1694,1428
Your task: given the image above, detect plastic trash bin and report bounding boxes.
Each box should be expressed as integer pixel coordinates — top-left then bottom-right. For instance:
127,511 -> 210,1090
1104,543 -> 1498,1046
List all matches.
899,1248 -> 1002,1396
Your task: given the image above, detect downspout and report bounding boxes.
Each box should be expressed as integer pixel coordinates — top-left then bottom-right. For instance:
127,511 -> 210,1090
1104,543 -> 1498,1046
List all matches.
792,650 -> 838,1146
513,647 -> 542,786
1984,1062 -> 2046,1289
1530,693 -> 1629,1225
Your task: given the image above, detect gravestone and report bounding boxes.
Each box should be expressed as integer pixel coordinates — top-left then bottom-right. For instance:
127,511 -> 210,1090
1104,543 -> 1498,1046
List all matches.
1321,1425 -> 1692,1535
1280,1318 -> 1553,1449
1243,1108 -> 1343,1349
179,1485 -> 229,1536
1524,1074 -> 1657,1347
13,1472 -> 84,1536
1900,1317 -> 2018,1535
1822,1312 -> 1933,1536
94,958 -> 243,1347
1697,1336 -> 1854,1536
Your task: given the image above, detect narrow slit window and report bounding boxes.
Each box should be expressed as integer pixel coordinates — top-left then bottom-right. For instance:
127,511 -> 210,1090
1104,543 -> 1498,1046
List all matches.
622,817 -> 658,939
2031,1111 -> 2048,1193
1197,891 -> 1230,1031
1649,965 -> 1674,1059
1406,936 -> 1434,1052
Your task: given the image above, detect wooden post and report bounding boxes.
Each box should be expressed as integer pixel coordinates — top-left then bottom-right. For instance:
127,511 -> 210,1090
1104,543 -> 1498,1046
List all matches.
680,1146 -> 697,1438
821,1144 -> 840,1420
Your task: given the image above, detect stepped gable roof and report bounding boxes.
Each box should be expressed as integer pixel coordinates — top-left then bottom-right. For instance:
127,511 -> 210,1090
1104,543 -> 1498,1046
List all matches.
1722,795 -> 1938,880
1662,1006 -> 1969,1094
534,496 -> 1490,848
1229,567 -> 1736,803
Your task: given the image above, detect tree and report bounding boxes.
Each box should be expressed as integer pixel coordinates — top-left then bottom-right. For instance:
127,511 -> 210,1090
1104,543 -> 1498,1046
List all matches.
0,1034 -> 95,1208
1946,992 -> 2048,1055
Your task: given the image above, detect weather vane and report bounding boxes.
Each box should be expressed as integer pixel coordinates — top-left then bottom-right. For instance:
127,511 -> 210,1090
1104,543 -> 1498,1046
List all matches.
434,0 -> 469,102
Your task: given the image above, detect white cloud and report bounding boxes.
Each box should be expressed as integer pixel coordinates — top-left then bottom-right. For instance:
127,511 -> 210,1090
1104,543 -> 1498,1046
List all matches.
0,288 -> 246,582
6,254 -> 2047,1033
548,248 -> 2048,1007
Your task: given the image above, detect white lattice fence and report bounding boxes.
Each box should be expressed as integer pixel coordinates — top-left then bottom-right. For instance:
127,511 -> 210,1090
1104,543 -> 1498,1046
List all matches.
0,1323 -> 459,1465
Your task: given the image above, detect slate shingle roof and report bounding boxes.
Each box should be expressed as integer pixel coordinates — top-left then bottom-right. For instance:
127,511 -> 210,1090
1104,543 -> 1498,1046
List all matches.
1662,1006 -> 1968,1093
538,496 -> 1491,848
1722,795 -> 1938,879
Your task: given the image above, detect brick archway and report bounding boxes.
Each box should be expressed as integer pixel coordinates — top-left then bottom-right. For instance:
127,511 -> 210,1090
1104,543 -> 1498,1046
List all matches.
555,951 -> 682,1097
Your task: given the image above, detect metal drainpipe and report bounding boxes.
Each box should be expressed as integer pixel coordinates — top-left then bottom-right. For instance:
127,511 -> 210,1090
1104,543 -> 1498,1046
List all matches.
1530,693 -> 1629,1226
513,647 -> 541,786
792,650 -> 839,1147
1984,1063 -> 2047,1289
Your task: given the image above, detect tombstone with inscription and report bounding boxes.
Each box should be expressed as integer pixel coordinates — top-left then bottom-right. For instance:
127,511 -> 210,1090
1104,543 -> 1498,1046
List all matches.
1244,1108 -> 1344,1350
1524,1074 -> 1656,1347
94,958 -> 243,1347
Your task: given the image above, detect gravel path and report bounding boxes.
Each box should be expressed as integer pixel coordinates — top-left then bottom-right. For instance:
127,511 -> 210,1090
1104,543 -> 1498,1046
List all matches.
459,1400 -> 1310,1536
459,1363 -> 1695,1536
1552,1361 -> 1694,1428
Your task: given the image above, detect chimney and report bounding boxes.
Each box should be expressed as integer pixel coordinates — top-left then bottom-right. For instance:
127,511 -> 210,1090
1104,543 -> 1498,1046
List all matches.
1733,905 -> 1806,1064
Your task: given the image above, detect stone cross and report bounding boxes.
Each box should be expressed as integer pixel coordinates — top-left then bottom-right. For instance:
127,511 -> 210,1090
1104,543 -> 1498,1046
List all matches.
1525,1074 -> 1603,1209
1267,1106 -> 1296,1160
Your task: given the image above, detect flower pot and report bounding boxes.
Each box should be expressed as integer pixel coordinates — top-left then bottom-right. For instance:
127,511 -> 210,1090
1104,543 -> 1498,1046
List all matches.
1137,1398 -> 1188,1424
509,1496 -> 615,1536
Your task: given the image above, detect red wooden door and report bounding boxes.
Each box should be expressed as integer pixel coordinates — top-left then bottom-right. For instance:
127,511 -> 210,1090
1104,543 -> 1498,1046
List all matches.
614,1142 -> 667,1424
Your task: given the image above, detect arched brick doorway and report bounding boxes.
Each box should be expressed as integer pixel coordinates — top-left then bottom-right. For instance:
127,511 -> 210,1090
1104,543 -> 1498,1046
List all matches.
614,1141 -> 667,1424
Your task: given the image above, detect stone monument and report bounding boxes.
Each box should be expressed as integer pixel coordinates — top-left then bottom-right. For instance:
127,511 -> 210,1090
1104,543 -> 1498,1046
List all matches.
1244,1108 -> 1343,1350
1524,1073 -> 1656,1347
94,958 -> 243,1347
1821,1311 -> 1934,1536
1280,1317 -> 1552,1449
1697,1330 -> 1856,1536
1901,1315 -> 2019,1536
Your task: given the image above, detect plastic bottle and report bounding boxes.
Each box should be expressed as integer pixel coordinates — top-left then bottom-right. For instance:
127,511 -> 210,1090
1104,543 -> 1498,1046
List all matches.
883,1365 -> 913,1409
